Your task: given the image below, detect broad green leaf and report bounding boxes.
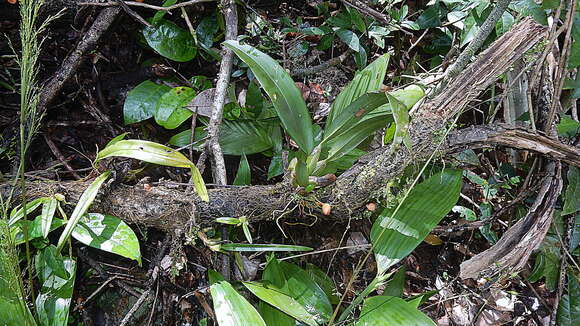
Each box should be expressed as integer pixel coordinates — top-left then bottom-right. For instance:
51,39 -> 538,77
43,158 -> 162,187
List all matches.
56,171 -> 111,252
416,5 -> 442,29
563,166 -> 580,215
383,267 -> 406,297
41,198 -> 57,238
243,282 -> 318,326
72,213 -> 141,264
9,197 -> 46,226
123,80 -> 171,125
557,273 -> 580,326
208,270 -> 267,326
0,221 -> 38,326
96,140 -> 208,201
12,216 -> 65,245
336,28 -> 361,52
356,296 -> 436,325
322,92 -> 389,143
305,263 -> 339,305
371,169 -> 462,274
325,54 -> 389,133
557,116 -> 580,138
155,87 -> 196,129
169,120 -> 282,156
262,259 -> 332,324
220,243 -> 312,252
233,153 -> 251,186
322,105 -> 394,165
260,256 -> 295,326
143,19 -> 197,62
223,40 -> 314,154
528,235 -> 561,290
35,247 -> 76,326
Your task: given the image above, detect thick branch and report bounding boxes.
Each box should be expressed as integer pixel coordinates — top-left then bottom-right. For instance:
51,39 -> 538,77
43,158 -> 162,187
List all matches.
447,124 -> 580,167
1,18 -> 549,234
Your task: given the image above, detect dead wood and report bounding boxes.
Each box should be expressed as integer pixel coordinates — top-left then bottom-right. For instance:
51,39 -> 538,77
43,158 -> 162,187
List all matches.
459,162 -> 563,280
38,6 -> 121,111
0,18 -> 551,236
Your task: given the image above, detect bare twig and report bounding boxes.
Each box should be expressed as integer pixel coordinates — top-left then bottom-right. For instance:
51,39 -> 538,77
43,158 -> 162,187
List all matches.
196,0 -> 237,186
43,134 -> 81,180
290,49 -> 353,77
39,6 -> 121,111
340,0 -> 390,25
78,0 -> 214,12
115,0 -> 151,27
195,0 -> 238,281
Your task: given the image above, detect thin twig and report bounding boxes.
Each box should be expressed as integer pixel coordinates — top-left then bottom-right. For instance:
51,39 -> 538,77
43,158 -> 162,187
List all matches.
290,49 -> 353,77
43,134 -> 81,180
115,0 -> 152,27
79,0 -> 214,11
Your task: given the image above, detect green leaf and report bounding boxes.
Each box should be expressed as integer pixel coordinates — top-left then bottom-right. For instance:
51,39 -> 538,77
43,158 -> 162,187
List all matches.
208,270 -> 267,326
557,116 -> 580,138
371,169 -> 462,274
169,120 -> 282,156
152,0 -> 177,24
220,243 -> 312,252
9,197 -> 46,226
557,273 -> 580,326
325,54 -> 389,133
223,40 -> 314,154
123,80 -> 171,125
72,213 -> 141,264
320,85 -> 423,167
305,263 -> 339,305
41,198 -> 57,239
416,5 -> 442,29
336,28 -> 361,52
197,15 -> 218,49
96,139 -> 208,201
35,246 -> 76,326
233,153 -> 251,185
383,266 -> 406,297
143,20 -> 197,62
563,166 -> 580,215
356,296 -> 436,325
154,87 -> 196,129
243,282 -> 318,326
322,92 -> 389,143
56,171 -> 111,252
262,259 -> 332,324
12,216 -> 66,245
528,235 -> 561,290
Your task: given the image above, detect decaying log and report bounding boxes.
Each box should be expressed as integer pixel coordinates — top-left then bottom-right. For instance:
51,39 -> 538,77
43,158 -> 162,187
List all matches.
459,162 -> 563,280
1,18 -> 551,236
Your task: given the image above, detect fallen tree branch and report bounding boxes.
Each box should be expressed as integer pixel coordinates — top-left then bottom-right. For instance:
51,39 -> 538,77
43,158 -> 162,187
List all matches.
447,124 -> 580,167
459,162 -> 563,280
38,6 -> 121,111
77,0 -> 214,11
1,19 -> 548,235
